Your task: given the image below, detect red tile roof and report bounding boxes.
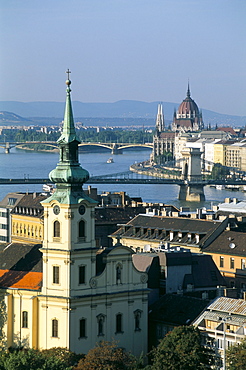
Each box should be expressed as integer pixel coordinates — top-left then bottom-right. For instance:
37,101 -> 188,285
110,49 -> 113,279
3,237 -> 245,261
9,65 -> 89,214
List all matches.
0,269 -> 42,290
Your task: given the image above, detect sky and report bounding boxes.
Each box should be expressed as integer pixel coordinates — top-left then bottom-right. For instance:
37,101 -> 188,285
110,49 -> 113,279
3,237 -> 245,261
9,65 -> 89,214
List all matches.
0,0 -> 246,116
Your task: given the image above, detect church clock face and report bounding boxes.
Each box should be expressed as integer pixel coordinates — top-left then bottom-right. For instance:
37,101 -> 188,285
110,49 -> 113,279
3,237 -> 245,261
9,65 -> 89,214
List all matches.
53,205 -> 60,215
78,204 -> 86,215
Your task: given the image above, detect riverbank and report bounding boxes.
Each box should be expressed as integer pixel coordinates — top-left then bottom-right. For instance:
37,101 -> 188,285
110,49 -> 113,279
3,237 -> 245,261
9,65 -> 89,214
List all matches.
16,146 -> 58,153
130,161 -> 181,179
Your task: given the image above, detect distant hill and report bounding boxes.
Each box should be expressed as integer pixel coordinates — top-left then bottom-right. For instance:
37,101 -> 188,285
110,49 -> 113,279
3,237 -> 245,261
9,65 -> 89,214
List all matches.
0,100 -> 245,127
0,111 -> 34,125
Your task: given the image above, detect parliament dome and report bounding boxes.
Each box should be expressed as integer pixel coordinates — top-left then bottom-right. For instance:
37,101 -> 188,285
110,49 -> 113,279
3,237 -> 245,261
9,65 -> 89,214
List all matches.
178,95 -> 199,116
177,85 -> 199,117
172,84 -> 203,132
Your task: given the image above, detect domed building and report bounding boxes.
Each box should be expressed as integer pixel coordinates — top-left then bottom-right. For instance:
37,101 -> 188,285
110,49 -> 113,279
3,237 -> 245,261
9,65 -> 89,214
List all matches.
172,84 -> 203,132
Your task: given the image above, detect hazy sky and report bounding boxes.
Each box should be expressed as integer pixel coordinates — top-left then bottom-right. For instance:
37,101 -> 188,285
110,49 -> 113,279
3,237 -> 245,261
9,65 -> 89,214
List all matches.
1,0 -> 246,115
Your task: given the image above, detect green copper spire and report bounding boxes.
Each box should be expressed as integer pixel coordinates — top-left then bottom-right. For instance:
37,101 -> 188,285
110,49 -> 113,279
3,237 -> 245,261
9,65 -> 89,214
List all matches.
58,69 -> 77,144
45,71 -> 92,204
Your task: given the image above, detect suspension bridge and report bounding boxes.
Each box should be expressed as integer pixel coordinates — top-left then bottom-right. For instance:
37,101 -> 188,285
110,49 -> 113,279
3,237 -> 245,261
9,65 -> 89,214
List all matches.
0,170 -> 245,186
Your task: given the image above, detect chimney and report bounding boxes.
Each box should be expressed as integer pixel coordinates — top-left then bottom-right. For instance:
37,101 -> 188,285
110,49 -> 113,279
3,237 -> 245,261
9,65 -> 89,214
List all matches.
33,192 -> 37,199
216,286 -> 225,297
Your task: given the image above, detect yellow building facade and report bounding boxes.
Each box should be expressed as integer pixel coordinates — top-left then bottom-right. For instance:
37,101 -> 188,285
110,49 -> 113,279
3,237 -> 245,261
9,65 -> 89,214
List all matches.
11,193 -> 46,244
213,141 -> 226,165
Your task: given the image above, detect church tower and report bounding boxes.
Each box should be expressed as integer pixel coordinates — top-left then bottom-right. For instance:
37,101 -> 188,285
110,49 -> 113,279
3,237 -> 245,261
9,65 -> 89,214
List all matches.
38,71 -> 148,355
39,71 -> 98,349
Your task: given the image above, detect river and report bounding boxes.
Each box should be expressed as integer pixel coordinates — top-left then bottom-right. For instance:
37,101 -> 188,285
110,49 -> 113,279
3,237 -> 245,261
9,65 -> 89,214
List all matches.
1,147 -> 246,210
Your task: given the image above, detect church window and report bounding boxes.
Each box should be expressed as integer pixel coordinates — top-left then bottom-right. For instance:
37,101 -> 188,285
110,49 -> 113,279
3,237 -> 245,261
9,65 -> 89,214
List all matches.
52,319 -> 58,337
116,313 -> 123,333
97,314 -> 105,336
79,265 -> 85,284
78,220 -> 85,238
53,220 -> 60,238
79,318 -> 86,338
134,310 -> 142,331
22,311 -> 28,328
53,266 -> 60,284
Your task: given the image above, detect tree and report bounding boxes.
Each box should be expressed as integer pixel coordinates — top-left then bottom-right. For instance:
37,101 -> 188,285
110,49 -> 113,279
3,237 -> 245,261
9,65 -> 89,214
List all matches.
150,326 -> 214,370
42,347 -> 82,367
0,348 -> 74,370
226,338 -> 246,370
210,163 -> 230,180
0,291 -> 7,349
75,340 -> 138,370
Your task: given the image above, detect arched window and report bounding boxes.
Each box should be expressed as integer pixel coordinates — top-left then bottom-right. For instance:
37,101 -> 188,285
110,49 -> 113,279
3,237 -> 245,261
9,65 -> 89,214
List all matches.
134,310 -> 142,331
22,311 -> 28,328
78,220 -> 85,238
53,220 -> 60,238
97,314 -> 105,336
116,263 -> 122,284
52,319 -> 58,337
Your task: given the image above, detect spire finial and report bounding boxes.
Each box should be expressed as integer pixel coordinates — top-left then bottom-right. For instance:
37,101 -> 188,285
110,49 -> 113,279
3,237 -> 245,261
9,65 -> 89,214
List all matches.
66,69 -> 71,88
187,80 -> 191,98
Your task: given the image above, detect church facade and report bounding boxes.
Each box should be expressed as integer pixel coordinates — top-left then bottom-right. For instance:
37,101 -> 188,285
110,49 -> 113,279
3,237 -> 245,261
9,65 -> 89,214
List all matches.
0,73 -> 148,356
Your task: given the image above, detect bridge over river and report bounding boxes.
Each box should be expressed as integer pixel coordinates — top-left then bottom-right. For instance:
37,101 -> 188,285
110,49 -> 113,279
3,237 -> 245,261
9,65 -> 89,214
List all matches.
0,170 -> 245,187
0,141 -> 153,154
0,145 -> 244,201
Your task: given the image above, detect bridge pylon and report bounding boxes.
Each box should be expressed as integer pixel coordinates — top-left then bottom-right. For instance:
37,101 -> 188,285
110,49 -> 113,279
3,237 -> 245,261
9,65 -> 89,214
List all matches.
178,147 -> 205,201
5,142 -> 10,154
111,143 -> 122,154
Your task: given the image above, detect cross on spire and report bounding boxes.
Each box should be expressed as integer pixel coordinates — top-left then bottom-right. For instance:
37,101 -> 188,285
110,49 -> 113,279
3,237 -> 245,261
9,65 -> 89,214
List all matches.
66,69 -> 71,80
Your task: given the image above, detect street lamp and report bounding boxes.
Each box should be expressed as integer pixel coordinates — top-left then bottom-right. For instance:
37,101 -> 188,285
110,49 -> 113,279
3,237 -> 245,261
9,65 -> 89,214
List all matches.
218,316 -> 232,370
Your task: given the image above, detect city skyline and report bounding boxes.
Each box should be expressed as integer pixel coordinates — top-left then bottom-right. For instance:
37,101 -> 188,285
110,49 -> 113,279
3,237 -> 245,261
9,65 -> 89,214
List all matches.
1,0 -> 246,116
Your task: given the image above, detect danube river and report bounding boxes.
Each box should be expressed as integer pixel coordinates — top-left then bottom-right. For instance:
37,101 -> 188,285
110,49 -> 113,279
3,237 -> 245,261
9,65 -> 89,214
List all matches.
1,148 -> 246,210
